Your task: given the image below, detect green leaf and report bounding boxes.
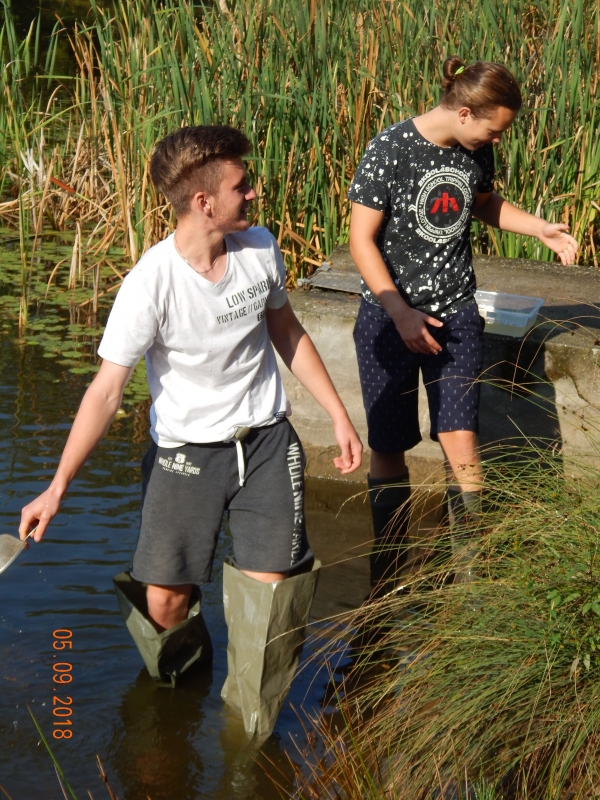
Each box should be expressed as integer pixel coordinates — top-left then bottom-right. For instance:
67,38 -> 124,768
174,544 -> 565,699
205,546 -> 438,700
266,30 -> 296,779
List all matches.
27,706 -> 78,800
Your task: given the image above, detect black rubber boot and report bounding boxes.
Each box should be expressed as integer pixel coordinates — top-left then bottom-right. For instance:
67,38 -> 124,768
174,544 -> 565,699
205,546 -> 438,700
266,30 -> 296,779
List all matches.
368,472 -> 412,598
447,486 -> 482,583
347,473 -> 412,662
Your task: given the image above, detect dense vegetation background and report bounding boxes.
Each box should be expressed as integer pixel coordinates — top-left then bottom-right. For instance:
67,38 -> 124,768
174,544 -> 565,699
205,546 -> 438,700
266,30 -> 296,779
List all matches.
0,0 -> 598,376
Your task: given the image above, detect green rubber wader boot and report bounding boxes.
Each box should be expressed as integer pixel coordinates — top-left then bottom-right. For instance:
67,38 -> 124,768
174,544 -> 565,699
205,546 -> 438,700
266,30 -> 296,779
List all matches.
220,559 -> 320,740
368,472 -> 412,598
114,572 -> 213,688
447,487 -> 482,584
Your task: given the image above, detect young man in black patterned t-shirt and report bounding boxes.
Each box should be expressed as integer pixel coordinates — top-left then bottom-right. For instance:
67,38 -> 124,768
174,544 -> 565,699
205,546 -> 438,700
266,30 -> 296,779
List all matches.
348,58 -> 578,587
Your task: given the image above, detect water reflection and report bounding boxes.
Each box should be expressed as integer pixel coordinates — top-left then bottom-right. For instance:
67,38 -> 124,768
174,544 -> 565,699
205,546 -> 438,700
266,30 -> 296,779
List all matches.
0,329 -> 373,799
108,668 -> 213,799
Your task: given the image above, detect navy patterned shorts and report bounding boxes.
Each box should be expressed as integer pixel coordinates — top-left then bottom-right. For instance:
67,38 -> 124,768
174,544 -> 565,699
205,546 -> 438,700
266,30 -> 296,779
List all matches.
353,299 -> 484,453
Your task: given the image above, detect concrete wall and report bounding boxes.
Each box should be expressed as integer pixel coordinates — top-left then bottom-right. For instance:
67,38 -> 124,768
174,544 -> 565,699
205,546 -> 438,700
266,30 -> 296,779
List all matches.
279,247 -> 600,484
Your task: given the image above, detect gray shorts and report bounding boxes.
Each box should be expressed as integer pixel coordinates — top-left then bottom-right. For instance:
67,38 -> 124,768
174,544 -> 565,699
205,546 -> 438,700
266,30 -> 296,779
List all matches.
131,420 -> 312,586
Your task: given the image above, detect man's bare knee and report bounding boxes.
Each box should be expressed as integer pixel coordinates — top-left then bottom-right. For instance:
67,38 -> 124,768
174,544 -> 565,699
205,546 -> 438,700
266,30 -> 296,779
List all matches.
146,583 -> 192,631
438,429 -> 479,458
241,570 -> 288,583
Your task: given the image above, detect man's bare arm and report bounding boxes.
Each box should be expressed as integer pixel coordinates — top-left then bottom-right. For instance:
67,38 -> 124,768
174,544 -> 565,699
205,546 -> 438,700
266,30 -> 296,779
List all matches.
19,360 -> 134,541
266,300 -> 362,474
473,191 -> 579,265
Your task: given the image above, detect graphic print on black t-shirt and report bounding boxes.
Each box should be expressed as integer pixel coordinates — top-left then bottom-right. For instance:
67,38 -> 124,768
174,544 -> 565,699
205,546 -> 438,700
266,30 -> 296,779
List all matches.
414,168 -> 471,243
348,119 -> 495,317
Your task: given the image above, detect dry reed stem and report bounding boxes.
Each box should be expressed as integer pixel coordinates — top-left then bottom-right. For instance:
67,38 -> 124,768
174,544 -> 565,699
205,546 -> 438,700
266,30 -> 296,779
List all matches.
1,0 -> 599,326
54,764 -> 70,800
96,755 -> 119,800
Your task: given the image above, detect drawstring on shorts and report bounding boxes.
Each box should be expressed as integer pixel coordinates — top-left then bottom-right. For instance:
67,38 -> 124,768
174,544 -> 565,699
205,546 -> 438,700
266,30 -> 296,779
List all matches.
233,426 -> 251,486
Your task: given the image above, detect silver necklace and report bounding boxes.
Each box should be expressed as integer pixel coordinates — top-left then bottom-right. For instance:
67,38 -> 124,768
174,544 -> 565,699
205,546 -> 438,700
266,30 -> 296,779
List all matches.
174,234 -> 224,275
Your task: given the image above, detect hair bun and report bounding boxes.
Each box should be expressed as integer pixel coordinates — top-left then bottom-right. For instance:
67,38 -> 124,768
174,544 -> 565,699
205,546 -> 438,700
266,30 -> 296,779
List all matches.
441,56 -> 466,91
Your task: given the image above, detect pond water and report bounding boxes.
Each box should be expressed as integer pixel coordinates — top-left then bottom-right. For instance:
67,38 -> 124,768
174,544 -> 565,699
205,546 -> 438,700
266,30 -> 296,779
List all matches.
1,7 -> 375,793
0,328 -> 373,799
6,0 -> 115,75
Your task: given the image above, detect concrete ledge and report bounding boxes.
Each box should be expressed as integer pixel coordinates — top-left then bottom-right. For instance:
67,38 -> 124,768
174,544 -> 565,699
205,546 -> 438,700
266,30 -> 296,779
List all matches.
280,246 -> 600,482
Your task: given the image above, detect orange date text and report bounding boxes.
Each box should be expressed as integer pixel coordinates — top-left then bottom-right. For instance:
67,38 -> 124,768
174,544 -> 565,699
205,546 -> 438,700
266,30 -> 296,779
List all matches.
52,629 -> 73,739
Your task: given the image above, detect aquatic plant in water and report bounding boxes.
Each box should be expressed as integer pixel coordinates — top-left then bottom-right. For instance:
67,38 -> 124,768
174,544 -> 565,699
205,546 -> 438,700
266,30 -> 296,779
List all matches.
0,0 -> 597,393
25,706 -> 124,800
298,447 -> 600,799
0,0 -> 599,294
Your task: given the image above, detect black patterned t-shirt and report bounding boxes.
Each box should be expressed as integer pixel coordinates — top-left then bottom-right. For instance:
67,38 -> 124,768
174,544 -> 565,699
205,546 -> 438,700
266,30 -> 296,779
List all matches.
347,118 -> 495,318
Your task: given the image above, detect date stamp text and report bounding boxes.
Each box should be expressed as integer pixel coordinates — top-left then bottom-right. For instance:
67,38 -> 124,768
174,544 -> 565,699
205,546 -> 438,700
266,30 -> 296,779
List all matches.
52,629 -> 73,739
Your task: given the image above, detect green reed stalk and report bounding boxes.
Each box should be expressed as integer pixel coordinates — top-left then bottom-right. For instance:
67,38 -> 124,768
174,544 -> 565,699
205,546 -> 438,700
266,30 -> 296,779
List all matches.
27,705 -> 79,800
0,0 -> 599,312
1,3 -> 65,326
298,441 -> 600,799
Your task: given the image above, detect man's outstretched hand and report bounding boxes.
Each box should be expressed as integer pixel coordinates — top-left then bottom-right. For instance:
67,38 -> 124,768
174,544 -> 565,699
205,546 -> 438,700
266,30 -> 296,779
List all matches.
18,360 -> 133,545
332,416 -> 363,474
539,223 -> 579,266
19,485 -> 63,543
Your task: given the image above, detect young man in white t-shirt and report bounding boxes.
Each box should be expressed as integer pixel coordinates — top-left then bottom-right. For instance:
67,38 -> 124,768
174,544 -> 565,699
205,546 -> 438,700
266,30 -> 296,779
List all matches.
19,125 -> 362,737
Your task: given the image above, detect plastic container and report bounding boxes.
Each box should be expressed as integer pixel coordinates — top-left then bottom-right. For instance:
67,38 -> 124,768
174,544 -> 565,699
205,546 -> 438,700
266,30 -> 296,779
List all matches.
475,290 -> 544,338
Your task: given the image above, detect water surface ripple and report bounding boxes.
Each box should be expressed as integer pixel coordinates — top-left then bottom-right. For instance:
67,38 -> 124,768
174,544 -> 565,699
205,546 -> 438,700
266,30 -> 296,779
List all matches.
0,332 -> 365,799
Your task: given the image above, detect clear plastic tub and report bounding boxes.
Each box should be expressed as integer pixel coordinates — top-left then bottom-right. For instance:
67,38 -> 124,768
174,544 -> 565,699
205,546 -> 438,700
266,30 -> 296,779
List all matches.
475,290 -> 544,338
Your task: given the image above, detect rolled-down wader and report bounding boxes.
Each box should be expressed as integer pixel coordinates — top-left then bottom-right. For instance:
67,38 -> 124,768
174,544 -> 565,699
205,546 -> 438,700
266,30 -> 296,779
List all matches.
114,571 -> 212,688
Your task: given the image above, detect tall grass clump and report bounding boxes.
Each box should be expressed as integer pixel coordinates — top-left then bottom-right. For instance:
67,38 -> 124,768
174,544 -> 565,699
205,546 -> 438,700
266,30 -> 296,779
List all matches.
298,449 -> 600,799
0,0 -> 599,330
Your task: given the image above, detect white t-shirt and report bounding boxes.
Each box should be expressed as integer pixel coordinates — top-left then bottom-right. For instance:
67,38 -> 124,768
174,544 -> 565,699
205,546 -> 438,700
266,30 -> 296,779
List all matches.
98,227 -> 290,447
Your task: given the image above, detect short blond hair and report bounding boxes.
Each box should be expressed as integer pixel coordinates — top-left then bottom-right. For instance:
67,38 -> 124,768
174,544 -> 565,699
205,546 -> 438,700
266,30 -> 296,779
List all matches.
150,125 -> 252,216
